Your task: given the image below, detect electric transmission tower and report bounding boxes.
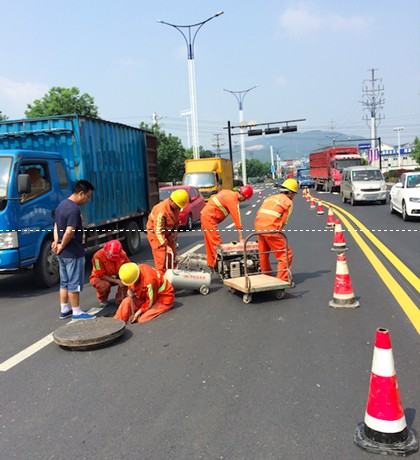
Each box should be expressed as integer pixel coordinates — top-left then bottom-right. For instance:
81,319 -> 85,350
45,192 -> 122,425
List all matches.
211,133 -> 225,157
361,68 -> 385,152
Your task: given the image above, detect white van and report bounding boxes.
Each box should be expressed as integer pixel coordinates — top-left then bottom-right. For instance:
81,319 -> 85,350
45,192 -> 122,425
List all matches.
341,166 -> 387,205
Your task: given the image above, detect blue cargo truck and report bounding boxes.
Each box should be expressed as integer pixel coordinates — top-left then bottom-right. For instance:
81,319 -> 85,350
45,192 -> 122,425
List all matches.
0,115 -> 158,287
296,167 -> 315,189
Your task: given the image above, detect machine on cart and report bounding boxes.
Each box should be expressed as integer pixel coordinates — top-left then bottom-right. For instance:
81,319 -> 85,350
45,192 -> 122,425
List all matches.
215,240 -> 260,280
222,231 -> 294,303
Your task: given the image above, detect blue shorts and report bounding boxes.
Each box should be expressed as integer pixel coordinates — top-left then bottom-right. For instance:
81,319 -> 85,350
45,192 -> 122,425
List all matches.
58,256 -> 86,292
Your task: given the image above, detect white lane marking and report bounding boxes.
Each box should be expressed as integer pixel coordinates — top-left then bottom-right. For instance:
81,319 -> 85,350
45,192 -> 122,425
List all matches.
226,223 -> 235,229
0,246 -> 206,372
252,204 -> 256,208
246,211 -> 252,215
0,333 -> 54,372
180,244 -> 204,255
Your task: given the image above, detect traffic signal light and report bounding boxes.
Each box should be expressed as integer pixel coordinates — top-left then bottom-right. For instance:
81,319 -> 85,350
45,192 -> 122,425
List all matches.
247,129 -> 263,136
282,125 -> 297,133
264,127 -> 280,135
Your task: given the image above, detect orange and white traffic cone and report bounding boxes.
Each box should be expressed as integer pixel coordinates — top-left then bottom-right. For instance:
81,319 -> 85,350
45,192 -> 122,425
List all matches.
258,191 -> 262,198
310,197 -> 316,209
329,252 -> 359,308
306,193 -> 311,202
354,328 -> 418,456
302,188 -> 306,198
331,219 -> 347,252
316,200 -> 324,215
326,207 -> 335,228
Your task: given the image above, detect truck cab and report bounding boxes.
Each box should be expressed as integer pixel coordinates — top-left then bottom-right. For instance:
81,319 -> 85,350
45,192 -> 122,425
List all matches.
0,150 -> 71,286
296,168 -> 315,189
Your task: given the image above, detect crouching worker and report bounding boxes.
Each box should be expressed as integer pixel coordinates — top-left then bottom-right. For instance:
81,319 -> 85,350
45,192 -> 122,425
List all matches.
89,240 -> 130,307
114,262 -> 175,323
146,188 -> 189,275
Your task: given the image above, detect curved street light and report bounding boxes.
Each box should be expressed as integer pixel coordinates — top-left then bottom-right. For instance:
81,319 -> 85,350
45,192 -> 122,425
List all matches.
224,86 -> 259,184
157,11 -> 224,159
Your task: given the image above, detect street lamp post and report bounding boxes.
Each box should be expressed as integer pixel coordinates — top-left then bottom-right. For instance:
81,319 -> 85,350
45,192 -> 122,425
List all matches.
157,12 -> 224,159
223,86 -> 258,185
393,127 -> 404,168
180,109 -> 192,150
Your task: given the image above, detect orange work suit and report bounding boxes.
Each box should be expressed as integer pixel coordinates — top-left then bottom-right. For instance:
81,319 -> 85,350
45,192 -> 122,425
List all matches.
254,193 -> 294,281
200,190 -> 243,268
113,264 -> 175,323
89,248 -> 130,305
146,198 -> 180,273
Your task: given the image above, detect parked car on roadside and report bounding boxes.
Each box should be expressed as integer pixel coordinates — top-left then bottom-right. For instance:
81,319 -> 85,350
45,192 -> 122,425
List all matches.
159,185 -> 206,230
389,171 -> 420,221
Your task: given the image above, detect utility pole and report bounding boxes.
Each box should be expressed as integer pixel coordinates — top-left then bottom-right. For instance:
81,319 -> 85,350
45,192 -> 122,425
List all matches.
152,112 -> 162,128
211,133 -> 225,157
361,69 -> 385,164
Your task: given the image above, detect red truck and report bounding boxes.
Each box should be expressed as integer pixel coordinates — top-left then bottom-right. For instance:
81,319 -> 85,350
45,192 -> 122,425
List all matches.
309,146 -> 361,192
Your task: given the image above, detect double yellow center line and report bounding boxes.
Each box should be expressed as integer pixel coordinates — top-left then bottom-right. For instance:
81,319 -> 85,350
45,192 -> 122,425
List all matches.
323,200 -> 420,335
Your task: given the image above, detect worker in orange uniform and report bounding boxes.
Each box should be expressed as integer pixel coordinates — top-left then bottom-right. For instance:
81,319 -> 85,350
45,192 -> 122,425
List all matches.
200,185 -> 253,270
113,262 -> 175,323
254,178 -> 298,282
89,240 -> 130,307
147,188 -> 189,274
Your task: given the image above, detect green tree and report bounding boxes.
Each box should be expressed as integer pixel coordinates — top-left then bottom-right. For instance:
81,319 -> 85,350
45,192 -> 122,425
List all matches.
140,123 -> 187,183
0,110 -> 8,121
238,159 -> 271,179
411,137 -> 420,166
25,86 -> 99,118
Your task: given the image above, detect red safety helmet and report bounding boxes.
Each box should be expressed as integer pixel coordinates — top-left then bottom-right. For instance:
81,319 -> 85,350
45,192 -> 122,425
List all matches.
239,185 -> 253,200
103,240 -> 123,261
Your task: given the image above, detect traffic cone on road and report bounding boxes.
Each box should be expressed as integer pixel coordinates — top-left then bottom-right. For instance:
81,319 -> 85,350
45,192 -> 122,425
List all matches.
258,190 -> 262,198
306,193 -> 311,202
331,219 -> 347,252
326,207 -> 335,228
329,252 -> 359,308
310,197 -> 316,209
317,200 -> 324,215
302,188 -> 307,198
354,328 -> 418,456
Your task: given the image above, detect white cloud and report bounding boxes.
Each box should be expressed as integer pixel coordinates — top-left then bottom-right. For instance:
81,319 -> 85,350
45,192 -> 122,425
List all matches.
0,76 -> 48,118
279,4 -> 369,39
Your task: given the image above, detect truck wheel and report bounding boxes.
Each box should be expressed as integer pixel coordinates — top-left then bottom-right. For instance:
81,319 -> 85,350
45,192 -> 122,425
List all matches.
199,285 -> 209,295
350,195 -> 357,206
123,221 -> 141,255
33,238 -> 60,288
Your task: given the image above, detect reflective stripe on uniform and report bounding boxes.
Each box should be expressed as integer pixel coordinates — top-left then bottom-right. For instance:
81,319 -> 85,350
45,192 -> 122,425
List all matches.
158,278 -> 167,293
260,208 -> 282,219
212,196 -> 229,217
156,212 -> 165,245
94,258 -> 101,271
285,202 -> 294,224
147,283 -> 154,308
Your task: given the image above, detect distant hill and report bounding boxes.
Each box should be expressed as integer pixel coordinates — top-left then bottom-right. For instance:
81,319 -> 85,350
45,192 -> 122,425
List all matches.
222,130 -> 370,163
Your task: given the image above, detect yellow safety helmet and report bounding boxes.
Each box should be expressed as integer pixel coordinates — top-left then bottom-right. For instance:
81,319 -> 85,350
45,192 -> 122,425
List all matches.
281,178 -> 298,194
170,188 -> 189,208
119,262 -> 140,286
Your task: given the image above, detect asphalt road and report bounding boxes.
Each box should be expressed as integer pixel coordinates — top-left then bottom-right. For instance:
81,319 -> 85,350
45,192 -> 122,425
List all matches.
0,184 -> 419,460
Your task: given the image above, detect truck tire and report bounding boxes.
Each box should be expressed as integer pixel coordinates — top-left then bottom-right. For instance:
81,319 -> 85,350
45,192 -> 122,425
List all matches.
33,238 -> 60,288
123,221 -> 142,255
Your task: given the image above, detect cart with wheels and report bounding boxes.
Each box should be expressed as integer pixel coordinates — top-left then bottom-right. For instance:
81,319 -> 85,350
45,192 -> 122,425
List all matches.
223,231 -> 293,303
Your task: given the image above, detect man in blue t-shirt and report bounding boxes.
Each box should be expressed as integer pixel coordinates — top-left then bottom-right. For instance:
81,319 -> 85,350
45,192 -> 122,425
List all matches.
52,180 -> 96,320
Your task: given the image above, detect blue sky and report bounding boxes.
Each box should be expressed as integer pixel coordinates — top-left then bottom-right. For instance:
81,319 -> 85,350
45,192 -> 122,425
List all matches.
1,0 -> 419,152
